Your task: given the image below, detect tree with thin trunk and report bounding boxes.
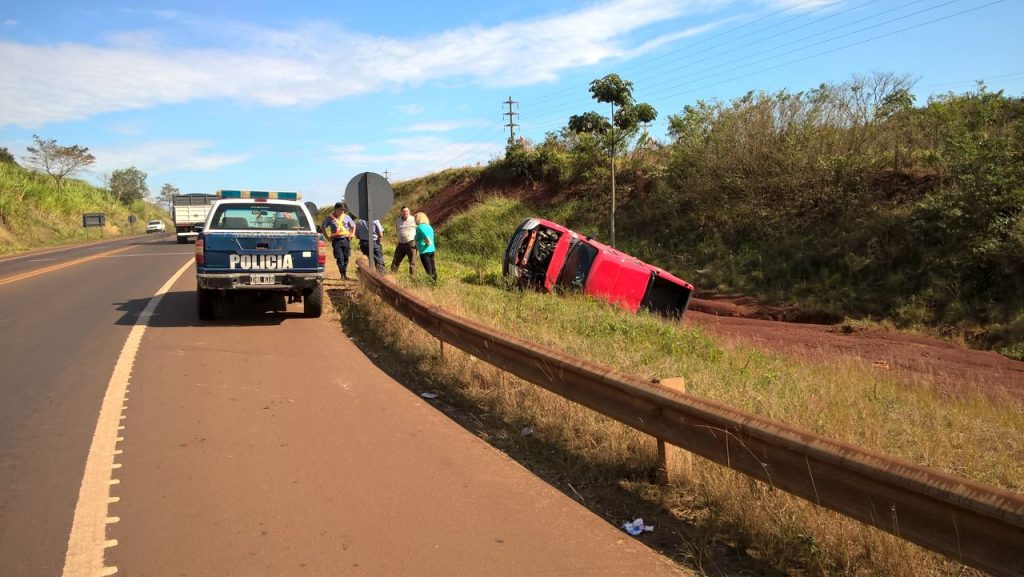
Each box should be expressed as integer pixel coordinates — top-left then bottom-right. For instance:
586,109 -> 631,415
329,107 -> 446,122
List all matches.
569,74 -> 657,247
159,183 -> 179,212
22,135 -> 96,193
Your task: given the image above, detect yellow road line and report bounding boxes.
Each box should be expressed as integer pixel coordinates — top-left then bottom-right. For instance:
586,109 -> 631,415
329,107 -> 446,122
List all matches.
0,246 -> 134,287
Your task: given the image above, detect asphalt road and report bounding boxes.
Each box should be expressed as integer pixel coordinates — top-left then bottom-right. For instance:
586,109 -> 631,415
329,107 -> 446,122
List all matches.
0,235 -> 687,577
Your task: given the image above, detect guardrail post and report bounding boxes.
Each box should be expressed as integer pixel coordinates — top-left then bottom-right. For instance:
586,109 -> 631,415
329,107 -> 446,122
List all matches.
654,377 -> 690,485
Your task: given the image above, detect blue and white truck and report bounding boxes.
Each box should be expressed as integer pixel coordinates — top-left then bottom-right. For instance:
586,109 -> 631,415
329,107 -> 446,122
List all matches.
194,190 -> 326,319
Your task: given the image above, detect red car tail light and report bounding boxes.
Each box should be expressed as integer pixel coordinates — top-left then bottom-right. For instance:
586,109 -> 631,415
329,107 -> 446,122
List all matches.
195,237 -> 205,265
317,238 -> 326,265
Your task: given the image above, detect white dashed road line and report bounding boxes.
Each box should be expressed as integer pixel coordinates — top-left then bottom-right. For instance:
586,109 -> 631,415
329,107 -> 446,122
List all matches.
61,259 -> 193,577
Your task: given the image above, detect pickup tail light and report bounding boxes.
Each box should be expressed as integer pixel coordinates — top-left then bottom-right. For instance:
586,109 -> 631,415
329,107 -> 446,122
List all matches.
317,238 -> 326,265
195,237 -> 205,265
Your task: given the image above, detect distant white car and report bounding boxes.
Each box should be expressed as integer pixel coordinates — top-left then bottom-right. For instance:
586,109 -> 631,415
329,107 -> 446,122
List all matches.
146,220 -> 166,233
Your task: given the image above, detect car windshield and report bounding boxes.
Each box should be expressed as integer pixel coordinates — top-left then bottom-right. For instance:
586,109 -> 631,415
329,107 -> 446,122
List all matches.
209,203 -> 310,230
556,240 -> 598,289
148,220 -> 162,225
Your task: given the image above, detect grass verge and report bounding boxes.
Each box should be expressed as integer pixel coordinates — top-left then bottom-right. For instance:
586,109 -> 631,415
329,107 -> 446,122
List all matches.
329,197 -> 1022,577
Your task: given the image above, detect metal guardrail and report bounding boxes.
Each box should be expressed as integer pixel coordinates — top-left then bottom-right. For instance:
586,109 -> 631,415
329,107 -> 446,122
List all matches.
357,266 -> 1024,577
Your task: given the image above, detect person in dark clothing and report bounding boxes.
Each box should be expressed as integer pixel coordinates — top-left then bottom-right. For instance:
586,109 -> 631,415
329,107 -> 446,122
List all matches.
322,202 -> 355,279
355,218 -> 386,274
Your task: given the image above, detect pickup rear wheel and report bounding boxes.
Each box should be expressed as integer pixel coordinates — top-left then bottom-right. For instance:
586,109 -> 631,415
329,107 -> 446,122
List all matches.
304,285 -> 323,317
197,288 -> 217,320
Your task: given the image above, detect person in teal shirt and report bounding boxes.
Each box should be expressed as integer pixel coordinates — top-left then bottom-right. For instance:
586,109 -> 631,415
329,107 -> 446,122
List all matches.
414,212 -> 437,281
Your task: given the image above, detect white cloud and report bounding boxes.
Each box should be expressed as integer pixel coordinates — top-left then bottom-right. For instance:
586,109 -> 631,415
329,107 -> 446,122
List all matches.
3,19 -> 17,26
764,0 -> 837,11
402,120 -> 489,133
106,121 -> 146,135
90,140 -> 249,175
329,136 -> 503,179
399,104 -> 425,115
103,30 -> 166,49
623,17 -> 736,58
0,0 -> 726,127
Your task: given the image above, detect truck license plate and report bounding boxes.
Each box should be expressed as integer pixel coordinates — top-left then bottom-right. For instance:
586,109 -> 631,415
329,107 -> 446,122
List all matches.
250,274 -> 275,285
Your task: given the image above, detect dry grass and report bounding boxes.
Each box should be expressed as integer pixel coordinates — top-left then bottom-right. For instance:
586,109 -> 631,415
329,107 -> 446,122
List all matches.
328,243 -> 1021,576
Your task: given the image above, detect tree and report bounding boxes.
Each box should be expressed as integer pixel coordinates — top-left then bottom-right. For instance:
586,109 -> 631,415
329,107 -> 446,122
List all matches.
879,87 -> 917,171
23,135 -> 96,192
109,166 -> 149,204
567,112 -> 612,134
0,147 -> 16,165
568,74 -> 657,247
159,183 -> 180,211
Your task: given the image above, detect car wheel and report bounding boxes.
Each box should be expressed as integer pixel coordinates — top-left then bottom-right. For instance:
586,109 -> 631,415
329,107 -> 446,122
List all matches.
197,288 -> 217,320
304,285 -> 323,317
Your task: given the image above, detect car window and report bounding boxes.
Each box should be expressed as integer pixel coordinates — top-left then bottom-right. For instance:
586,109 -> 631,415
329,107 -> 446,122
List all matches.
148,220 -> 162,225
556,241 -> 598,289
209,204 -> 310,230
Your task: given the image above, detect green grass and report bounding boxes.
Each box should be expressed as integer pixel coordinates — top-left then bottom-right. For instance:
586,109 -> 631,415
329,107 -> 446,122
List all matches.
343,193 -> 1021,577
0,162 -> 168,254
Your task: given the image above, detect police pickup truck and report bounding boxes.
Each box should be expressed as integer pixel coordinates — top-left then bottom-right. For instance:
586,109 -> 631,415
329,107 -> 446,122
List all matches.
194,190 -> 326,319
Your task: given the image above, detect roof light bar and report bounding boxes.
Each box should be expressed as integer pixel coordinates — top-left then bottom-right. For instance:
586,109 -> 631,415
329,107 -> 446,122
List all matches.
216,190 -> 301,200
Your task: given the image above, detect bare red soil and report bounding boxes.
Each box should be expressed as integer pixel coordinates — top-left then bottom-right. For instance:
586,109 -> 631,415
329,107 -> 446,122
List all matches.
417,175 -> 1024,401
688,296 -> 1024,400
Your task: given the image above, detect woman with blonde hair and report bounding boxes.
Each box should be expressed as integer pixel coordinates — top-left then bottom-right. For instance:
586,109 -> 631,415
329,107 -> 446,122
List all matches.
414,211 -> 437,281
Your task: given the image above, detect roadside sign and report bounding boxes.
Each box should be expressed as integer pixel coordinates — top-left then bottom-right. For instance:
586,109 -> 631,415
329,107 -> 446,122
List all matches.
344,172 -> 394,222
82,213 -> 106,239
82,213 -> 105,228
304,201 -> 319,220
344,172 -> 395,275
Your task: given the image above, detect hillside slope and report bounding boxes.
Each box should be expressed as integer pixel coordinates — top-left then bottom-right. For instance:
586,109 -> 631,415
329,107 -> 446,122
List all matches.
0,162 -> 168,254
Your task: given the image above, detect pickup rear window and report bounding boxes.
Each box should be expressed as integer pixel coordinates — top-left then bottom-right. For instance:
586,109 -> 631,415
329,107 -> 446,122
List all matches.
209,203 -> 310,231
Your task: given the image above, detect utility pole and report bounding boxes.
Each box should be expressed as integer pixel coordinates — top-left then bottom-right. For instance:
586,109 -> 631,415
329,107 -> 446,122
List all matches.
383,170 -> 390,181
503,96 -> 519,144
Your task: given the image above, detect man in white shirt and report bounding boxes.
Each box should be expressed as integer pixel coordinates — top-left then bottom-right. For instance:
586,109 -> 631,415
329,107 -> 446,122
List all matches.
390,206 -> 417,275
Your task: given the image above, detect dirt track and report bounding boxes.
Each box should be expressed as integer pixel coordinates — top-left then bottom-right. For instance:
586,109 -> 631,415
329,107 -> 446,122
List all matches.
688,296 -> 1024,400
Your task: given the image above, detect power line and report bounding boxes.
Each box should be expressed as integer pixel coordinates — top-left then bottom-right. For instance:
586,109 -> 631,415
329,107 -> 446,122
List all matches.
519,0 -> 861,117
520,0 -> 953,129
649,0 -> 1005,103
520,0 -> 994,136
407,2 -> 859,174
410,0 -> 1005,176
526,0 -> 838,109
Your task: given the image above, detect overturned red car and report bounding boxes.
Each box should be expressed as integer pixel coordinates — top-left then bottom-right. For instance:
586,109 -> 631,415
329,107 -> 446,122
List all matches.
502,217 -> 694,317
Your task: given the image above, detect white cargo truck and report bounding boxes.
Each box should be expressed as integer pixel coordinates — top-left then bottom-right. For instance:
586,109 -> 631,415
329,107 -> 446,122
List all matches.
172,193 -> 216,244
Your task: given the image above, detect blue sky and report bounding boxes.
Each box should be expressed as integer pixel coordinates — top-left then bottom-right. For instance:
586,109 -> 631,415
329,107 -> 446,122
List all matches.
1,0 -> 1021,209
